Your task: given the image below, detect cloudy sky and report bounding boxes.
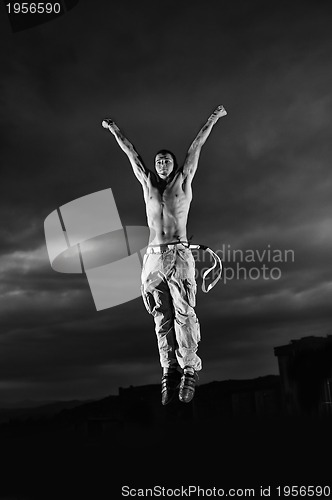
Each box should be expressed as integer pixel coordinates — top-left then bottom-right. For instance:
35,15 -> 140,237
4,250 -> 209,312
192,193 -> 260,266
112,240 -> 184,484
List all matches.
0,0 -> 332,404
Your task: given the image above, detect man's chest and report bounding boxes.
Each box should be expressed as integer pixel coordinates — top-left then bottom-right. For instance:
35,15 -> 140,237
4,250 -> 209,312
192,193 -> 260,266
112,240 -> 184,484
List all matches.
146,179 -> 191,210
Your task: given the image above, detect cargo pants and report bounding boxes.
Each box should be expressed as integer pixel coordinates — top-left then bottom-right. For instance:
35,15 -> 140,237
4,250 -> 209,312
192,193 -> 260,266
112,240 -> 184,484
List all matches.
141,243 -> 202,372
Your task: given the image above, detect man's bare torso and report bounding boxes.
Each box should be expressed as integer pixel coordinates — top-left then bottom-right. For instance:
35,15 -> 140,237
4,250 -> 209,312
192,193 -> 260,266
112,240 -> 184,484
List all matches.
142,171 -> 192,245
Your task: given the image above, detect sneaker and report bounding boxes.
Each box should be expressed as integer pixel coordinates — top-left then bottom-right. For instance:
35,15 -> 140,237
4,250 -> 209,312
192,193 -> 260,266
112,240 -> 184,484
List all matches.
179,371 -> 197,403
161,371 -> 182,405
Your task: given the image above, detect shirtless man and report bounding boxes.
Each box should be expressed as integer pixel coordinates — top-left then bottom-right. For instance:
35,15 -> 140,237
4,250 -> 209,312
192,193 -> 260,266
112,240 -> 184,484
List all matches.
102,105 -> 227,404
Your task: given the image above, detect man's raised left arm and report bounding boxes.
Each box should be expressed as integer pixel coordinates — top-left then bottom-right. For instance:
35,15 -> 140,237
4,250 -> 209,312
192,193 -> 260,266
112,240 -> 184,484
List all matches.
182,105 -> 227,178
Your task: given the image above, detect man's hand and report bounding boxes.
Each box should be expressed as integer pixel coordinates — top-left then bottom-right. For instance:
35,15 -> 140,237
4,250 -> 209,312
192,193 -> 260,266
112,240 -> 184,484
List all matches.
208,105 -> 227,122
101,119 -> 112,129
101,119 -> 119,134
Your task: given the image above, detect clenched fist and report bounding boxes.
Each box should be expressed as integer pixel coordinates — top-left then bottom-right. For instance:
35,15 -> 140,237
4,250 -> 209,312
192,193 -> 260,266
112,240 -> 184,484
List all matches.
209,105 -> 227,122
102,119 -> 114,129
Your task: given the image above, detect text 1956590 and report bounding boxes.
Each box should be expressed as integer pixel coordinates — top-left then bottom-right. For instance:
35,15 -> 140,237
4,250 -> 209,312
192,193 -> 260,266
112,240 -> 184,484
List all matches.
6,3 -> 62,14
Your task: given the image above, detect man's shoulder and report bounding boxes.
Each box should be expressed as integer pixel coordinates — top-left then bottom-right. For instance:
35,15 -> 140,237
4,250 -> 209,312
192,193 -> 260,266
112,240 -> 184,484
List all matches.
171,167 -> 185,181
173,167 -> 194,185
146,169 -> 159,184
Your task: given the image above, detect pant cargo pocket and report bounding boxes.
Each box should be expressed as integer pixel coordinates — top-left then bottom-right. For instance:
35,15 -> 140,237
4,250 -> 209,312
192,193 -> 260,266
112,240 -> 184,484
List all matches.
141,285 -> 155,315
185,279 -> 197,308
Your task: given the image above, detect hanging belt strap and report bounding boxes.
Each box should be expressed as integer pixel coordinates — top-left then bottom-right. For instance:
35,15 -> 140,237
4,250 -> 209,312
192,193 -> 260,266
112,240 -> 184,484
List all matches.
189,244 -> 223,293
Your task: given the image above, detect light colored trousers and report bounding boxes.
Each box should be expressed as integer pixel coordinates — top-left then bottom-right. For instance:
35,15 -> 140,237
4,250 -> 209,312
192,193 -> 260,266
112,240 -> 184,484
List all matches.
141,244 -> 202,372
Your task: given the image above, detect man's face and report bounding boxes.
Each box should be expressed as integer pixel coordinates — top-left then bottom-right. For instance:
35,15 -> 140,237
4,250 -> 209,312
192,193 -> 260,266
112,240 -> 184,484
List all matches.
155,153 -> 174,180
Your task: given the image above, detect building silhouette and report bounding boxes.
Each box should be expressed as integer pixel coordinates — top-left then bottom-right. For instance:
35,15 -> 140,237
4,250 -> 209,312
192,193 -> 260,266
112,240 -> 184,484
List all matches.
274,335 -> 332,417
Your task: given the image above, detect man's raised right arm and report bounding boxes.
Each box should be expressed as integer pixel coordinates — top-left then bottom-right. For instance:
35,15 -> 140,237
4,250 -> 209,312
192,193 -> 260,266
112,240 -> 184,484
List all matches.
102,119 -> 149,185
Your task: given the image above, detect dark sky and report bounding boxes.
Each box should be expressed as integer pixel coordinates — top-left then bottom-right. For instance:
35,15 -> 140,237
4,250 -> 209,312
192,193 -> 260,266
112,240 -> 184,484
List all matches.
1,0 -> 332,403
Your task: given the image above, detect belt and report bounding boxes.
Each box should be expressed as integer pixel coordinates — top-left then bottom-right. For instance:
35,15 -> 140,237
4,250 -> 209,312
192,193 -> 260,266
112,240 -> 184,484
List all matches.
146,242 -> 188,253
146,242 -> 222,293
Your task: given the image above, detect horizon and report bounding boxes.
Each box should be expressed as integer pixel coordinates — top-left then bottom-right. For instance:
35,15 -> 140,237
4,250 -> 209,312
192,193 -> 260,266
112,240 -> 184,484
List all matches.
0,369 -> 280,407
